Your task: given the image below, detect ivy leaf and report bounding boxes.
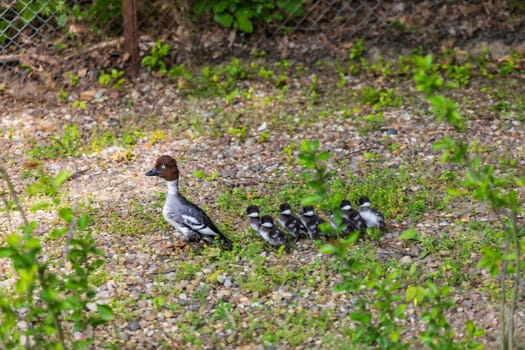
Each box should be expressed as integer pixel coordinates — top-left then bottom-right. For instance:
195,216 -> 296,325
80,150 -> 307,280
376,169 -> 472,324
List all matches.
277,0 -> 305,16
235,9 -> 253,33
55,13 -> 68,27
214,13 -> 233,28
213,1 -> 229,13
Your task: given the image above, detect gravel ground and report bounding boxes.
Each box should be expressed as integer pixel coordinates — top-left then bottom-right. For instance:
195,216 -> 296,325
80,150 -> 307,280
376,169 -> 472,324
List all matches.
1,57 -> 525,349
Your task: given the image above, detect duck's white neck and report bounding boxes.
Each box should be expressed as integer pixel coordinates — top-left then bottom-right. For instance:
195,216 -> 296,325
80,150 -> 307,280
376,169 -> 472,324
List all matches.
166,180 -> 179,195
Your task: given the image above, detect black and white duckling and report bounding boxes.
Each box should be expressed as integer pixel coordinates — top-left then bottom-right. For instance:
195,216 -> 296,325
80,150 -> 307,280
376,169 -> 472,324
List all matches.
278,203 -> 308,240
357,196 -> 385,231
259,215 -> 291,251
298,206 -> 326,240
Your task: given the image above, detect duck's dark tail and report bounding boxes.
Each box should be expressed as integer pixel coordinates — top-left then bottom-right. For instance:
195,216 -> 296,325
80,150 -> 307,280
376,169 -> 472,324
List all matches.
219,232 -> 233,250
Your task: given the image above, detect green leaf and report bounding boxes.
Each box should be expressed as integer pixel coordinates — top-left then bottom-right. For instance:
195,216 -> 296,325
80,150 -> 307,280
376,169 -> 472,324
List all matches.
0,247 -> 13,258
158,43 -> 170,57
55,13 -> 68,27
213,1 -> 229,13
399,229 -> 420,241
278,0 -> 305,16
302,139 -> 319,152
6,233 -> 20,246
350,311 -> 371,323
97,304 -> 114,321
78,213 -> 89,231
30,201 -> 51,212
346,231 -> 360,245
405,285 -> 425,306
317,150 -> 330,161
446,187 -> 461,196
53,170 -> 71,188
59,207 -> 73,222
215,13 -> 234,28
432,137 -> 452,150
16,264 -> 38,294
235,9 -> 253,33
329,192 -> 343,207
25,237 -> 41,250
24,221 -> 37,236
409,263 -> 417,276
193,170 -> 206,179
318,222 -> 332,233
390,329 -> 400,342
51,227 -> 68,238
319,244 -> 336,255
406,286 -> 416,301
301,195 -> 323,206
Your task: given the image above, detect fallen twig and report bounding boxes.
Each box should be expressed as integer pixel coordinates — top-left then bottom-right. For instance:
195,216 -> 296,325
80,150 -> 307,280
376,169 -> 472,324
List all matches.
64,38 -> 124,60
0,51 -> 58,66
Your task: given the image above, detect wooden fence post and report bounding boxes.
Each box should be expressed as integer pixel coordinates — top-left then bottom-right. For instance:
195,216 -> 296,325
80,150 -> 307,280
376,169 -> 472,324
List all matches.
122,0 -> 138,78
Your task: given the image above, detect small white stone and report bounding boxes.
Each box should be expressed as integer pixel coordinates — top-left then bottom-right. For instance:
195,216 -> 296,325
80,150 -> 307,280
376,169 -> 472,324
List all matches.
400,256 -> 412,265
86,302 -> 97,312
257,122 -> 268,132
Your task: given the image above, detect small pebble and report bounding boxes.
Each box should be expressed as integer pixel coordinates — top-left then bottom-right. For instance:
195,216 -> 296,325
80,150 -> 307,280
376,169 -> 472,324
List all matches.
400,256 -> 412,265
462,300 -> 473,309
387,128 -> 398,135
127,320 -> 141,331
257,122 -> 268,132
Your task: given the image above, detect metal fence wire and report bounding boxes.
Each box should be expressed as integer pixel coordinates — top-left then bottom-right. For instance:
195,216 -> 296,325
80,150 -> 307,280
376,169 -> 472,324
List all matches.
0,0 -> 57,53
0,1 -> 523,69
0,0 -> 387,60
283,0 -> 382,35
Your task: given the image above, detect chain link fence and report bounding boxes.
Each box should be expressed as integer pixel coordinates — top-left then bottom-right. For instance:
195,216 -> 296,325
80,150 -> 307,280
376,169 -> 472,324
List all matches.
1,1 -> 524,70
282,0 -> 382,35
0,0 -> 389,66
0,0 -> 57,53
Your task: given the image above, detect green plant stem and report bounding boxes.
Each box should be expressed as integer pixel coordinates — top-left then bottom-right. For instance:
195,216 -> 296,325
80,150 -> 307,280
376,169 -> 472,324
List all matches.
1,167 -> 36,350
500,218 -> 511,350
509,211 -> 520,350
465,149 -> 521,350
39,269 -> 67,349
64,196 -> 78,263
4,167 -> 66,349
0,180 -> 13,231
0,167 -> 29,227
23,294 -> 35,350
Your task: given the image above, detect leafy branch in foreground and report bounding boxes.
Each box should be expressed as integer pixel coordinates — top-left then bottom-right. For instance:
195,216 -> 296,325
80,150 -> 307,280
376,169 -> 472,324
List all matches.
0,167 -> 113,349
298,139 -> 482,349
299,140 -> 408,349
413,53 -> 522,350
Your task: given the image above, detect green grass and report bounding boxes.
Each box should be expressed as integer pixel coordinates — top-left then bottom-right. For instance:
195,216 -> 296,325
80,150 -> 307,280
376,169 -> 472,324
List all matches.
29,123 -> 83,160
8,48 -> 524,348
